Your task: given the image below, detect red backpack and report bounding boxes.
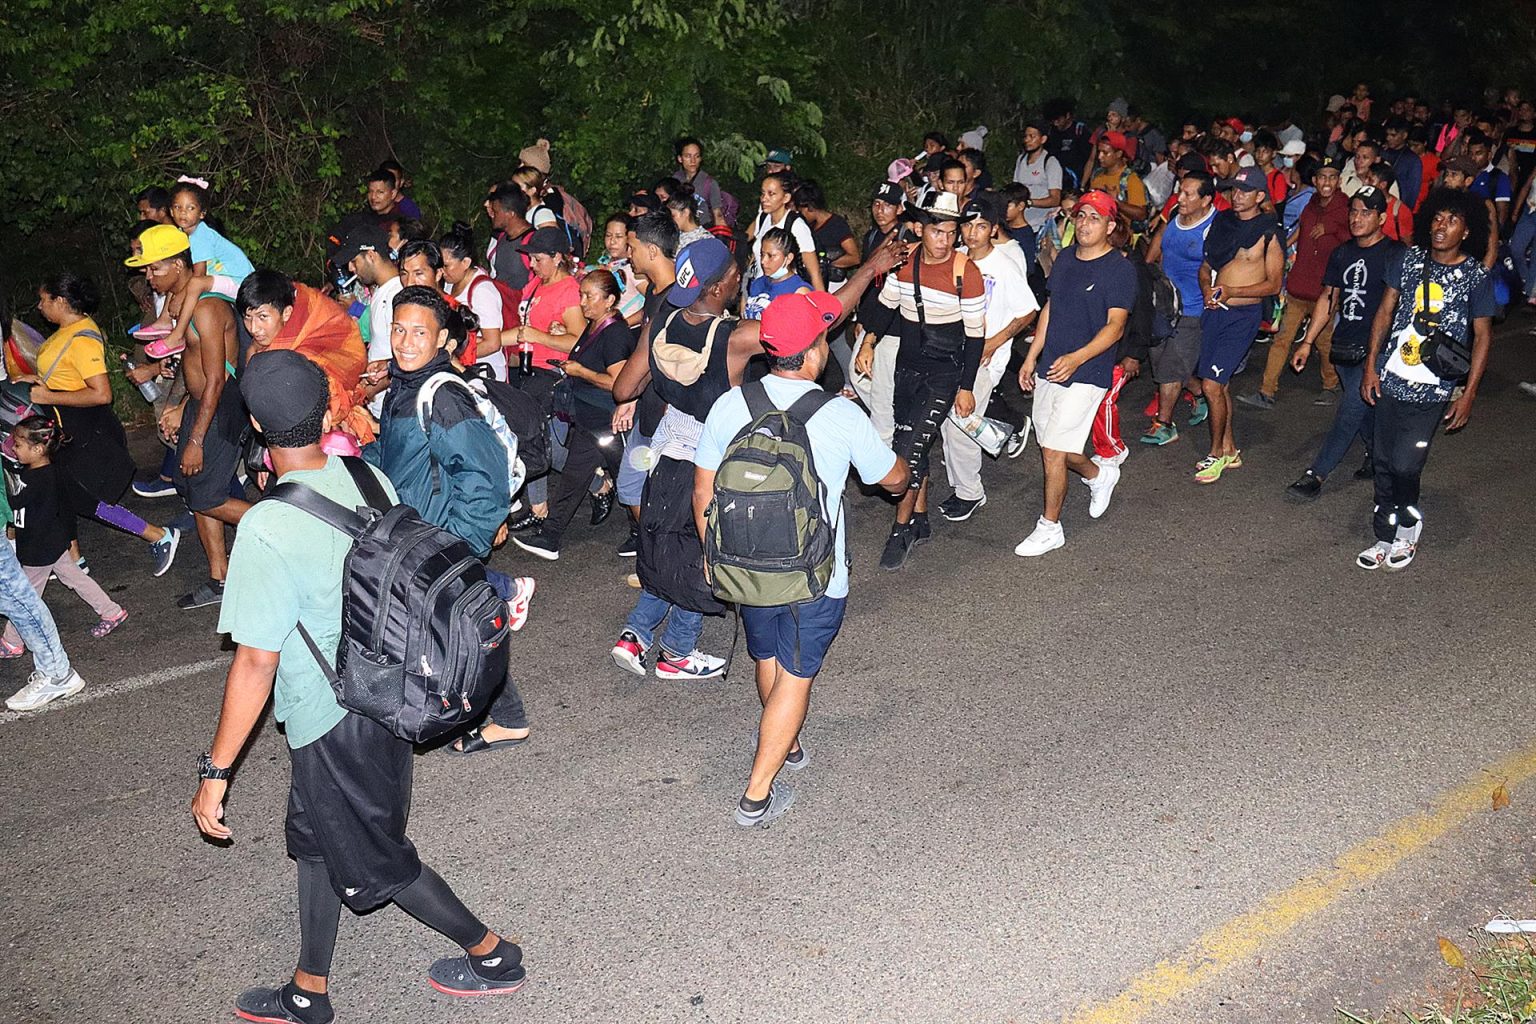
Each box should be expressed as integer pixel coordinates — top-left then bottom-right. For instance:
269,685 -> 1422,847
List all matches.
468,270 -> 522,332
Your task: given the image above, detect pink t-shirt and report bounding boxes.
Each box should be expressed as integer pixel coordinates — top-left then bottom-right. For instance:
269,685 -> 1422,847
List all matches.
520,274 -> 581,370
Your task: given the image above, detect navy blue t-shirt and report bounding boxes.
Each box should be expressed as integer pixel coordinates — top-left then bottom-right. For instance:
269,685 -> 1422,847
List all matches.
1039,246 -> 1139,388
1322,237 -> 1406,347
1007,223 -> 1039,269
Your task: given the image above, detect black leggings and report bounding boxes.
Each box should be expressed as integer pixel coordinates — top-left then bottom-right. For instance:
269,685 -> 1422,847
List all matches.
544,424 -> 619,544
1370,393 -> 1445,542
296,862 -> 487,977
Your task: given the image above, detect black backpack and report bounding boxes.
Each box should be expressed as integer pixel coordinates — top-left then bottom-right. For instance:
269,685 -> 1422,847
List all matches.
464,362 -> 551,479
266,457 -> 512,744
1145,261 -> 1183,341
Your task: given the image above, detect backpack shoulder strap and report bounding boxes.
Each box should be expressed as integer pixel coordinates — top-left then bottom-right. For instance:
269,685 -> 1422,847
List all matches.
742,379 -> 773,421
340,455 -> 391,511
415,371 -> 469,431
952,250 -> 970,290
784,387 -> 834,426
263,481 -> 369,538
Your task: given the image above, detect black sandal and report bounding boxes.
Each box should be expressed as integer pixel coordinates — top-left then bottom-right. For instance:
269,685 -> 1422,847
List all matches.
452,727 -> 529,755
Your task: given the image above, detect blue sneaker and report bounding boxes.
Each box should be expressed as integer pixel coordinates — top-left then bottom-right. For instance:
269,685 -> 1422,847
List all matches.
1140,420 -> 1179,446
132,476 -> 178,499
149,528 -> 181,577
1187,397 -> 1209,426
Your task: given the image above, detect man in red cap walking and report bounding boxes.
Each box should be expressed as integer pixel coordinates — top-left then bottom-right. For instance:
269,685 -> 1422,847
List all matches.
1015,190 -> 1137,556
693,292 -> 908,828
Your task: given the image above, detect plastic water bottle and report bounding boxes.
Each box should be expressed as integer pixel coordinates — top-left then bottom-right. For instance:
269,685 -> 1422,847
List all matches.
122,356 -> 161,404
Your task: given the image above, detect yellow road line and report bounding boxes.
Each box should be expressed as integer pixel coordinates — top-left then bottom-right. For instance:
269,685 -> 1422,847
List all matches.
1062,745 -> 1536,1024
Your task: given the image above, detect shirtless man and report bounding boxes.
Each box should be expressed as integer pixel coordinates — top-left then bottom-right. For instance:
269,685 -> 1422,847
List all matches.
139,228 -> 251,608
1194,167 -> 1283,484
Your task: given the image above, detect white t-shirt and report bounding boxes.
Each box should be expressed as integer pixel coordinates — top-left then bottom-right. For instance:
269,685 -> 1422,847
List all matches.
1012,149 -> 1063,231
967,245 -> 1040,373
363,276 -> 404,417
750,210 -> 816,281
528,204 -> 557,230
451,271 -> 508,380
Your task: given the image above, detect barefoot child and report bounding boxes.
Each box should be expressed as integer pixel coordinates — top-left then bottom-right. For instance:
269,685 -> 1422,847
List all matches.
133,177 -> 254,357
0,417 -> 127,656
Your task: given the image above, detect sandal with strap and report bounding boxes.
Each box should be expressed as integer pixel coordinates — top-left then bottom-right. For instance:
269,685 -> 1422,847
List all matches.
91,610 -> 128,639
451,726 -> 529,755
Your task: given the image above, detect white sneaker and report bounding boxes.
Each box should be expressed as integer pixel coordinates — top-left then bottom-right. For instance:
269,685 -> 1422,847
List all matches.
1356,541 -> 1391,570
506,577 -> 536,632
1519,381 -> 1536,398
655,649 -> 727,679
1014,517 -> 1065,557
1086,462 -> 1121,519
5,668 -> 85,711
1006,417 -> 1033,459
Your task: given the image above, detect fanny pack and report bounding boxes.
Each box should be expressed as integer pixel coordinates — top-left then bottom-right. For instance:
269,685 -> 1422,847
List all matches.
651,309 -> 725,386
1411,275 -> 1473,382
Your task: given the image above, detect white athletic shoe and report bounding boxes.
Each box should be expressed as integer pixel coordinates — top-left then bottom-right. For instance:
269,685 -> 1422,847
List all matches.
1014,517 -> 1065,557
5,669 -> 85,711
1086,462 -> 1121,519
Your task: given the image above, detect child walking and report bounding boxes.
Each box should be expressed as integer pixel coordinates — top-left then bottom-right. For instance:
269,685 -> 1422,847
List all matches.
1,417 -> 127,655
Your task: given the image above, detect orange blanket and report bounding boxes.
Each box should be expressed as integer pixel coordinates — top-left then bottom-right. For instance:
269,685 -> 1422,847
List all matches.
266,284 -> 374,443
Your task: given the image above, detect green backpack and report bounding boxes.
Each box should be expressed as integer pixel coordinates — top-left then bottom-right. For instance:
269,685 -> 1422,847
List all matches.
705,380 -> 837,607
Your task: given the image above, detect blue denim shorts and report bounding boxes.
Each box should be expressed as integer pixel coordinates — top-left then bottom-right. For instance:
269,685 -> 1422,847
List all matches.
742,594 -> 847,678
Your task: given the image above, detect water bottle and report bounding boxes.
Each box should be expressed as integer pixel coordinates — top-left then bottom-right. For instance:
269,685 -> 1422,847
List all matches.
122,356 -> 161,404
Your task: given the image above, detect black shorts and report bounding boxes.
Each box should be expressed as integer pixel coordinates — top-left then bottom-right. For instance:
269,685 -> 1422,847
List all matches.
174,381 -> 249,512
285,713 -> 421,912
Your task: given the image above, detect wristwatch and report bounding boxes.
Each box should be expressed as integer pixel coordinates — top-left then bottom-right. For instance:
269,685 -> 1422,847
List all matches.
198,752 -> 233,781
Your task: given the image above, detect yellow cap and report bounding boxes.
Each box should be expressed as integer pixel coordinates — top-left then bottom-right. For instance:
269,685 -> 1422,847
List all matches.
125,224 -> 192,267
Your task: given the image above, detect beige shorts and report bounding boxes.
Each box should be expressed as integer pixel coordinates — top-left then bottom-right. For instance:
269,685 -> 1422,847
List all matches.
1032,377 -> 1108,452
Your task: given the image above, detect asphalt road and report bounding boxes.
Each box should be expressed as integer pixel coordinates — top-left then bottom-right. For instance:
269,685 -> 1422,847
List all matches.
4,323 -> 1535,1024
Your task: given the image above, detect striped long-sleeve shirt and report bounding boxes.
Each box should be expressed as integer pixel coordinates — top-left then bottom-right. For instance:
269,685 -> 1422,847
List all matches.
876,252 -> 988,389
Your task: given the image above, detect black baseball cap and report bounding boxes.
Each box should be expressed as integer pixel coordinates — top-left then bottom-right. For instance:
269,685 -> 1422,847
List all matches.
871,181 -> 905,206
241,351 -> 329,433
335,222 -> 390,266
1352,185 -> 1389,212
962,193 -> 1005,226
515,226 -> 571,256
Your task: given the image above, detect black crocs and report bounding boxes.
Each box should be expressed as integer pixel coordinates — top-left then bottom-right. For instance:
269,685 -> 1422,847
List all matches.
234,983 -> 333,1024
427,942 -> 526,996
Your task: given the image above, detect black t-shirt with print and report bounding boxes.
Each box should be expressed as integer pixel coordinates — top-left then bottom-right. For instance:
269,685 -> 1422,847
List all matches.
9,463 -> 75,567
1323,237 -> 1406,348
636,282 -> 675,435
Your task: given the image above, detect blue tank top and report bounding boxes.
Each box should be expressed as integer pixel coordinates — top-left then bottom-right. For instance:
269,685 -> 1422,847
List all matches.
1162,209 -> 1215,314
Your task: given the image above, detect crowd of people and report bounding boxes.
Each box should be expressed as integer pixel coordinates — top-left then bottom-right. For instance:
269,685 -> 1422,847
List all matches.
0,82 -> 1530,1023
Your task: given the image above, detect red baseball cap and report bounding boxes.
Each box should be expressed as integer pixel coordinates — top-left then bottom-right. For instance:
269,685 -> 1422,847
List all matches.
1102,130 -> 1136,160
1076,190 -> 1119,220
1224,117 -> 1246,134
760,292 -> 841,357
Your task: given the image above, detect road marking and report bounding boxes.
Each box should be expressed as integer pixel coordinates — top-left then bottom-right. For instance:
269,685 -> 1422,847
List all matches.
1062,744 -> 1536,1024
0,656 -> 229,726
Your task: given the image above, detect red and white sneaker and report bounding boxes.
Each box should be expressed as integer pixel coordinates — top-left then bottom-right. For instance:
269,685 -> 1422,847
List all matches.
506,577 -> 535,632
654,649 -> 727,680
610,629 -> 648,676
0,637 -> 25,659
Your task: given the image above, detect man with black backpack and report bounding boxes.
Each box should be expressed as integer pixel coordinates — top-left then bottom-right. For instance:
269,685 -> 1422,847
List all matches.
195,350 -> 528,1024
362,286 -> 534,754
694,292 -> 908,828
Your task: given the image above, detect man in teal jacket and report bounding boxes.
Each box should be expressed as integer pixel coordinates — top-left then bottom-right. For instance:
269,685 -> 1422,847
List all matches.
363,285 -> 532,753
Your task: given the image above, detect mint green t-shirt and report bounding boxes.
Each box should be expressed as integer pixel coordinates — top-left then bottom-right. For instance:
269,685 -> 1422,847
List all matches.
217,456 -> 398,749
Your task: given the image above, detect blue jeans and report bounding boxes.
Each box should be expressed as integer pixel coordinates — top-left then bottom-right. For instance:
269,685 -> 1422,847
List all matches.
1510,209 -> 1536,298
1310,361 -> 1373,478
624,590 -> 702,659
0,541 -> 70,679
616,429 -> 654,508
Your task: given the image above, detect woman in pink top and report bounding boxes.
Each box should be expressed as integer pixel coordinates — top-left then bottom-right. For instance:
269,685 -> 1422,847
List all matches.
512,228 -> 584,371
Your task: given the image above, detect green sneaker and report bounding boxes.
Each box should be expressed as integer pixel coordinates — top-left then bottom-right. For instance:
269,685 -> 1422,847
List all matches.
1194,454 -> 1233,484
1140,420 -> 1179,446
1188,396 -> 1210,426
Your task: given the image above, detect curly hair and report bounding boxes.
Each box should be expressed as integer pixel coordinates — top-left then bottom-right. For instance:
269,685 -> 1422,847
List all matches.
1414,187 -> 1490,260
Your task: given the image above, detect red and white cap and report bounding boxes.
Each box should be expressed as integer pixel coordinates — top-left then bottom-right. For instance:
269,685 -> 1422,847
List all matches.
760,292 -> 842,358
